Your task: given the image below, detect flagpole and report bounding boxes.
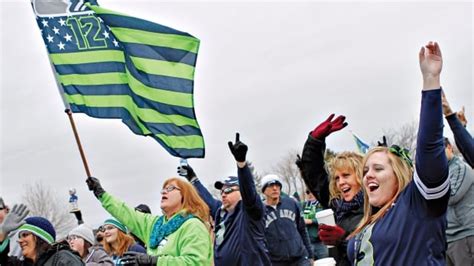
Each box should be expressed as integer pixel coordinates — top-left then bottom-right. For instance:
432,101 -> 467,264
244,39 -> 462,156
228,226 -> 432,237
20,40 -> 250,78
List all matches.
48,60 -> 93,178
65,109 -> 92,177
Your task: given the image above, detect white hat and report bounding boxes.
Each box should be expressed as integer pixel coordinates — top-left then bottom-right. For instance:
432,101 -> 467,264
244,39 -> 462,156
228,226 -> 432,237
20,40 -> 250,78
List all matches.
69,224 -> 95,245
260,174 -> 282,192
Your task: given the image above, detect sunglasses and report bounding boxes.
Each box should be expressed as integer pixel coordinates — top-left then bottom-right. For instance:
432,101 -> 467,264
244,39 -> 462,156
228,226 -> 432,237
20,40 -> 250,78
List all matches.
19,231 -> 32,239
161,185 -> 181,194
305,191 -> 311,195
97,226 -> 105,232
221,187 -> 239,195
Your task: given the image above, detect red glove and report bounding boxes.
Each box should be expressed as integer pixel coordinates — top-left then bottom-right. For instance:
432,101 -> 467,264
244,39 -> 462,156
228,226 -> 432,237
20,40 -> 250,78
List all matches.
310,114 -> 348,140
318,224 -> 346,246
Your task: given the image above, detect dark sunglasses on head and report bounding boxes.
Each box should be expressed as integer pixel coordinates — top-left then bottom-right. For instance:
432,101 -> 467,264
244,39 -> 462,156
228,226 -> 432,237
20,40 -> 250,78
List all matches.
221,187 -> 239,195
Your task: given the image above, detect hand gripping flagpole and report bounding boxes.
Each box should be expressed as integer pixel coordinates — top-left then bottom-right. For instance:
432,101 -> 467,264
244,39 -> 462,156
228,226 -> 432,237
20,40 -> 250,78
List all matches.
50,62 -> 92,178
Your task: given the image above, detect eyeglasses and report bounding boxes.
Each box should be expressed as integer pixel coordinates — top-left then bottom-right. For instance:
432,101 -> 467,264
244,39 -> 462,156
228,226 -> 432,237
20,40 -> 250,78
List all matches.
221,187 -> 239,195
67,235 -> 81,241
19,231 -> 32,239
161,185 -> 181,194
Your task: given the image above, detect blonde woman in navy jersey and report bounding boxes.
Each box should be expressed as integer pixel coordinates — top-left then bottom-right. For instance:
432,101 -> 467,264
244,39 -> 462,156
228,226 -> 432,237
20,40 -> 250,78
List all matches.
347,41 -> 449,265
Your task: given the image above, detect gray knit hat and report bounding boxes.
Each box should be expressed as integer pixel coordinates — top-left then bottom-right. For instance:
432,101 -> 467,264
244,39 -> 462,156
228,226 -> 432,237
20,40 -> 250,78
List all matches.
68,224 -> 95,245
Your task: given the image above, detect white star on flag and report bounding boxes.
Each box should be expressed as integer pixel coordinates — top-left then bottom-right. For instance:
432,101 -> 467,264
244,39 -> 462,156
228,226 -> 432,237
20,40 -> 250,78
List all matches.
46,34 -> 54,43
58,42 -> 66,50
58,18 -> 66,26
103,31 -> 110,38
53,27 -> 60,35
113,39 -> 119,47
64,33 -> 73,42
41,19 -> 49,27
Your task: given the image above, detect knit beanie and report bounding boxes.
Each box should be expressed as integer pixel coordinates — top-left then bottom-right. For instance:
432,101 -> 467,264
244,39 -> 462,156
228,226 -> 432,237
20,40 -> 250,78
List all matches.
19,217 -> 56,244
260,174 -> 283,192
69,224 -> 95,245
103,218 -> 128,233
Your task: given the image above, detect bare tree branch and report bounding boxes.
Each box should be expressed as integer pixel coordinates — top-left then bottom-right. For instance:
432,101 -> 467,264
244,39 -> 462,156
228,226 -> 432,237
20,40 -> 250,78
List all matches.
22,181 -> 76,240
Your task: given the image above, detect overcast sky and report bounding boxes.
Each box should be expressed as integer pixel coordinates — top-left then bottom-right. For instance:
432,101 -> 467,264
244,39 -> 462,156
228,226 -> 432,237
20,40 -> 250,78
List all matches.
1,1 -> 472,228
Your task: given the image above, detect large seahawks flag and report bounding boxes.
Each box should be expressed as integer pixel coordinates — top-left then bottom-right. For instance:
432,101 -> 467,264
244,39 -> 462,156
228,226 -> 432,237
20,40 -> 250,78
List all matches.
31,0 -> 205,158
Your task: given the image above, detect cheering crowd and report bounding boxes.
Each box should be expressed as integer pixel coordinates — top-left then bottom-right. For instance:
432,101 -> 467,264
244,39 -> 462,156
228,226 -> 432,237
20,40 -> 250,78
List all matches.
0,41 -> 473,265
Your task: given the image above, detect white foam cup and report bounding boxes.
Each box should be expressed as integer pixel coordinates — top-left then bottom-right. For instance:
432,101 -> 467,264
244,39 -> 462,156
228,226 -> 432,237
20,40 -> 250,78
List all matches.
315,209 -> 335,226
314,257 -> 336,266
315,209 -> 336,248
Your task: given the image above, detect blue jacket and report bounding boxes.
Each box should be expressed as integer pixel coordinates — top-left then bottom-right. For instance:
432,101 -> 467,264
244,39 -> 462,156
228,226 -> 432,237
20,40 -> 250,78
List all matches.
263,196 -> 313,263
193,164 -> 271,266
347,89 -> 449,265
445,113 -> 474,167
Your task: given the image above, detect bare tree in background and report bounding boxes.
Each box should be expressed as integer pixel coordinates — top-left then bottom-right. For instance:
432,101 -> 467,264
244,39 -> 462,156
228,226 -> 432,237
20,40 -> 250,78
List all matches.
269,150 -> 305,199
22,181 -> 76,239
380,120 -> 418,157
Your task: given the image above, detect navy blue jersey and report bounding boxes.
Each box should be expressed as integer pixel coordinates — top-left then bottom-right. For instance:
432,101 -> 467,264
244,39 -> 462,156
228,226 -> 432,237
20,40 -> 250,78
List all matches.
348,89 -> 449,265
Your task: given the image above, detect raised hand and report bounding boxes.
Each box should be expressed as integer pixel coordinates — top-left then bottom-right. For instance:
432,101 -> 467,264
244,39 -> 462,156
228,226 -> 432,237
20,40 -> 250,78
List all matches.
310,114 -> 348,140
457,106 -> 467,127
0,204 -> 29,236
86,177 -> 106,199
177,164 -> 197,181
377,136 -> 388,147
419,41 -> 442,90
228,133 -> 248,163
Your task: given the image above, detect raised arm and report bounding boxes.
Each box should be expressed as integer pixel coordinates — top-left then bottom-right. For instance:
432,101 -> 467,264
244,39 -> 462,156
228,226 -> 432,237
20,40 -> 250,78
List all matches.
86,177 -> 157,244
228,133 -> 265,220
299,114 -> 347,209
414,42 -> 449,209
178,164 -> 222,218
442,93 -> 474,167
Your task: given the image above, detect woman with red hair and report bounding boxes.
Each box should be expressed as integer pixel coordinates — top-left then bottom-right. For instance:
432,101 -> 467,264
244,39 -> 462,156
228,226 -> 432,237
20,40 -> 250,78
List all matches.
86,176 -> 212,265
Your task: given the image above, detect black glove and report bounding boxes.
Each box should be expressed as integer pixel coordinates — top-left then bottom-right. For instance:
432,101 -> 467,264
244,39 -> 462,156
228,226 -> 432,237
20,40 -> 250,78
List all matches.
120,251 -> 158,265
228,133 -> 248,163
177,164 -> 197,181
86,177 -> 106,199
295,154 -> 303,171
377,136 -> 388,147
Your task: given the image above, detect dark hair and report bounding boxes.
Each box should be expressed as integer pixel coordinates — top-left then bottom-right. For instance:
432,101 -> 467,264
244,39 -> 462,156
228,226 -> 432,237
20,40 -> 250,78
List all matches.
82,240 -> 92,258
34,236 -> 51,261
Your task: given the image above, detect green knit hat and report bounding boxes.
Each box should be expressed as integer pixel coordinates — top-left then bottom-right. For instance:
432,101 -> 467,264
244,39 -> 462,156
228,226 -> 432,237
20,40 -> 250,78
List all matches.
103,218 -> 128,233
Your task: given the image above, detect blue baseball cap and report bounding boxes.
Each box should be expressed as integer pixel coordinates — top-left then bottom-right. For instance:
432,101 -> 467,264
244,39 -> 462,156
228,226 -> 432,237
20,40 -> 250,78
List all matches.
214,176 -> 239,190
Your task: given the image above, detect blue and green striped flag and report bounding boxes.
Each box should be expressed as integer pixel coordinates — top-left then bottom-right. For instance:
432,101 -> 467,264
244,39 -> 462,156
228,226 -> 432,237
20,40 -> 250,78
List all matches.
31,0 -> 204,158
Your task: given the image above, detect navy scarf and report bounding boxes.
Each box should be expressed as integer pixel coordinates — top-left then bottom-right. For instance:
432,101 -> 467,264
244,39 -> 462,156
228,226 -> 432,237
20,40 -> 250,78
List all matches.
331,190 -> 364,224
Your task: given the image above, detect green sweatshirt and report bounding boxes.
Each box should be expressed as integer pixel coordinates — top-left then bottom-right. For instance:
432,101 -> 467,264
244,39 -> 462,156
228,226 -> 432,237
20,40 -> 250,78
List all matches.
100,192 -> 213,266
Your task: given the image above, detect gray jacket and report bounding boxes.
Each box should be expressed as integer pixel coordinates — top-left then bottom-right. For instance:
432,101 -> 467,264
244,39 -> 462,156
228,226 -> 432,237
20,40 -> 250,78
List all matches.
84,246 -> 113,266
446,155 -> 474,243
